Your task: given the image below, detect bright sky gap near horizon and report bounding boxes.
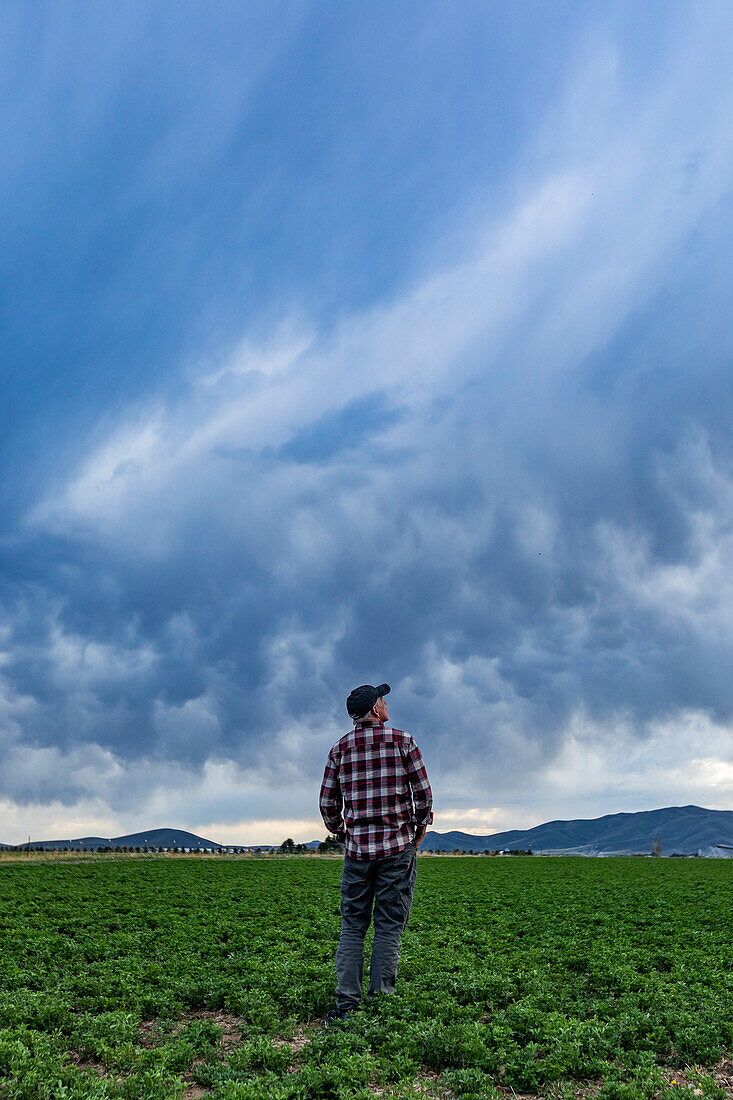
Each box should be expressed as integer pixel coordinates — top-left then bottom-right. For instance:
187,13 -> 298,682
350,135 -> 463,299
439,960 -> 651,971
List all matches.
2,1 -> 733,847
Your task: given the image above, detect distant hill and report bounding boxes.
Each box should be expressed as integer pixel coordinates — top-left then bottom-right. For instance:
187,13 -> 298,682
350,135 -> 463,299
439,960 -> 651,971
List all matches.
3,829 -> 330,852
9,828 -> 222,851
423,805 -> 733,855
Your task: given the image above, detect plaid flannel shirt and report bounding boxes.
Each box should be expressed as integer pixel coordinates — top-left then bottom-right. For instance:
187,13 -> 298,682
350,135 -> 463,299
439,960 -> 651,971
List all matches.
319,717 -> 433,860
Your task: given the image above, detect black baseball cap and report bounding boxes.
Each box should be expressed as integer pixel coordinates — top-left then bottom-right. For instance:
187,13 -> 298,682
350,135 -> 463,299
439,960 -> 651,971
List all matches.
346,683 -> 390,720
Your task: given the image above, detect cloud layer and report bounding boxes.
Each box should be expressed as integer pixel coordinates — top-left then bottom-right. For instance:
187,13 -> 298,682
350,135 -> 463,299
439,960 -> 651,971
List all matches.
2,3 -> 733,843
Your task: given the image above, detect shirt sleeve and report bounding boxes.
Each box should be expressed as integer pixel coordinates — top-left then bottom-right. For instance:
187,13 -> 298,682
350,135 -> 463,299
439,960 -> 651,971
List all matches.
319,749 -> 345,836
404,736 -> 434,827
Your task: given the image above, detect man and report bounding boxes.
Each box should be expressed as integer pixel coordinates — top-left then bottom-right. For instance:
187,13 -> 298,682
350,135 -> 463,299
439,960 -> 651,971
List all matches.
319,682 -> 433,1023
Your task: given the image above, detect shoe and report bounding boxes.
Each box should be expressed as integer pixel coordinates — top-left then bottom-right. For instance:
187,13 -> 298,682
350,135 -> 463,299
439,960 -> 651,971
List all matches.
324,1006 -> 355,1027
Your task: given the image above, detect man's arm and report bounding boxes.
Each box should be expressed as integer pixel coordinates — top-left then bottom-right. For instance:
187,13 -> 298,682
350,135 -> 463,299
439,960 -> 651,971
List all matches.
319,750 -> 345,839
404,736 -> 433,848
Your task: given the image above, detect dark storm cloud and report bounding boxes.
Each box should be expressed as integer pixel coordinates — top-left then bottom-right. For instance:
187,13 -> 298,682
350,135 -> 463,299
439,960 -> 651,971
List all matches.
2,2 -> 733,827
4,291 -> 733,798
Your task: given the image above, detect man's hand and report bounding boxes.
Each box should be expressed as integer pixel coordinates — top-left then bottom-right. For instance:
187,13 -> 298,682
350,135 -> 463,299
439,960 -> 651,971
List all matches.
414,824 -> 427,849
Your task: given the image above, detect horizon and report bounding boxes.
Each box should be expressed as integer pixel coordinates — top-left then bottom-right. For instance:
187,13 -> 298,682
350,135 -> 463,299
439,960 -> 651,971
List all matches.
2,802 -> 728,850
3,3 -> 733,844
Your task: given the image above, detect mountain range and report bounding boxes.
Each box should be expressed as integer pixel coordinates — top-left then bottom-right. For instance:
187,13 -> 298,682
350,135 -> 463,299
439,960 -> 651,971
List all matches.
2,806 -> 731,855
421,804 -> 733,855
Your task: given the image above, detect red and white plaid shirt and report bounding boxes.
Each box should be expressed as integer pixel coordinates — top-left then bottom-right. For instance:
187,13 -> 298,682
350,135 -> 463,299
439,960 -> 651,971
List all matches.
319,717 -> 433,860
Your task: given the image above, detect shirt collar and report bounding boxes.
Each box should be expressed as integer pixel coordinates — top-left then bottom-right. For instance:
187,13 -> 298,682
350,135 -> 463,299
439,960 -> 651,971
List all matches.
353,717 -> 385,729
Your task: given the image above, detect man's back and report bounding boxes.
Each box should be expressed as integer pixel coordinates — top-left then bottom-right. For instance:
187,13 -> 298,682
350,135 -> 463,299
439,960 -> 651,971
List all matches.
320,716 -> 433,860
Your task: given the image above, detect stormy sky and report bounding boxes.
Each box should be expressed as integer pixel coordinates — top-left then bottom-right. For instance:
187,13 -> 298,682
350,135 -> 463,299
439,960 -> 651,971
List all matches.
2,1 -> 733,845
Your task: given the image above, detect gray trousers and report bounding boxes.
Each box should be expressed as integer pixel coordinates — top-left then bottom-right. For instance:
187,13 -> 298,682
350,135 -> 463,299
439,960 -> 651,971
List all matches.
335,841 -> 417,1011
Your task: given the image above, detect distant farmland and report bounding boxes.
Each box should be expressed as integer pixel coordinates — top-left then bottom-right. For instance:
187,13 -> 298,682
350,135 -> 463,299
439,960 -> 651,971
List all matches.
0,857 -> 731,1099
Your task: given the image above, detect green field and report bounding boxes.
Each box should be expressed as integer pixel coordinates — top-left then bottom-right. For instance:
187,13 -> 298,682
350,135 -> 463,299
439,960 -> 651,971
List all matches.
0,856 -> 731,1100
